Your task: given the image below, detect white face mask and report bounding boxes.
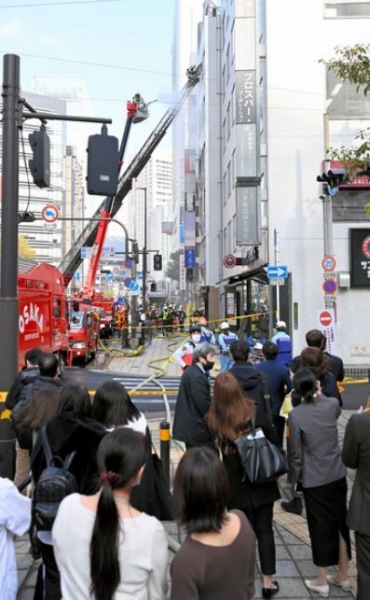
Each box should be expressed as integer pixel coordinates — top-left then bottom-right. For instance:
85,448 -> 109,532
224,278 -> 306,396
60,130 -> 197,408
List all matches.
192,334 -> 201,344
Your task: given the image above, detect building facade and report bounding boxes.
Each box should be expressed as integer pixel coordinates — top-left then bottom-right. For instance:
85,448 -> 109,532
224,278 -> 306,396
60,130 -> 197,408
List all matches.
175,0 -> 370,363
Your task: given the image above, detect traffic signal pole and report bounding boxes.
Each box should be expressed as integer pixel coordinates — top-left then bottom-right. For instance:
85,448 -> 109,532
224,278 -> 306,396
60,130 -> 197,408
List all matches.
0,54 -> 20,393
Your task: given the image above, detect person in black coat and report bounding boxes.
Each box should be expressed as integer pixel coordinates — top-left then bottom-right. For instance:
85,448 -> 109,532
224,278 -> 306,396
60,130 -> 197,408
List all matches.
229,340 -> 273,415
5,347 -> 44,489
256,341 -> 292,447
172,343 -> 215,449
342,409 -> 370,600
207,371 -> 280,600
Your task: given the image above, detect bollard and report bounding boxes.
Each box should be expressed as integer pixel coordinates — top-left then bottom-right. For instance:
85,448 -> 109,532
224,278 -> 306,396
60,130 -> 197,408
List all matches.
0,409 -> 16,479
160,420 -> 171,487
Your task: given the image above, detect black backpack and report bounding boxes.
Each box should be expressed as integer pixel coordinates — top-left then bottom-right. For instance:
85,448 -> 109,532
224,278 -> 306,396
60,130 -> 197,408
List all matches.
32,427 -> 77,532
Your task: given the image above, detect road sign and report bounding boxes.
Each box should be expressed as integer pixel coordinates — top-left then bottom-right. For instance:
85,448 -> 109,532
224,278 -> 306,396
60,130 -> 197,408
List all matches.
322,279 -> 338,295
321,255 -> 336,272
112,265 -> 120,275
124,277 -> 132,289
223,254 -> 237,268
269,278 -> 285,286
267,265 -> 288,279
319,310 -> 332,327
124,257 -> 133,269
105,272 -> 114,281
130,281 -> 139,292
41,204 -> 59,223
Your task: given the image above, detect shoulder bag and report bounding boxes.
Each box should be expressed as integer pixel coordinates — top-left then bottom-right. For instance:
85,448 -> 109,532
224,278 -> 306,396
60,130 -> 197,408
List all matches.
234,417 -> 288,484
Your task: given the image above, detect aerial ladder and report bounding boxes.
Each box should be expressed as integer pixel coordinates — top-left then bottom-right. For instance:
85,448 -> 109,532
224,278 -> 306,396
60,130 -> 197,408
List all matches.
60,65 -> 201,284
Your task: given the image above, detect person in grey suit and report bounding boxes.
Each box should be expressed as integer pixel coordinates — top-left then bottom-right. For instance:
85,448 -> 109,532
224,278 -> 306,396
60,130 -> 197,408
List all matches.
342,409 -> 370,600
288,368 -> 351,598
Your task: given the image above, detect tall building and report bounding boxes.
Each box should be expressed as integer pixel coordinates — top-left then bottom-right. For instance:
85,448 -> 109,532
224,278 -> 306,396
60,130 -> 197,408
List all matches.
18,92 -> 67,265
177,0 -> 370,363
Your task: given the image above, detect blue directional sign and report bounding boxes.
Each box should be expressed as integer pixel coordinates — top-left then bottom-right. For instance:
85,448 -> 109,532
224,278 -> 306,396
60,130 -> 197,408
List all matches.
130,281 -> 139,292
267,265 -> 288,279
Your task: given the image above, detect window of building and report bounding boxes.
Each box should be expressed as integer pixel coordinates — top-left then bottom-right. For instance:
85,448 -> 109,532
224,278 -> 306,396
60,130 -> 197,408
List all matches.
227,220 -> 232,254
326,67 -> 370,119
232,214 -> 236,250
324,1 -> 370,18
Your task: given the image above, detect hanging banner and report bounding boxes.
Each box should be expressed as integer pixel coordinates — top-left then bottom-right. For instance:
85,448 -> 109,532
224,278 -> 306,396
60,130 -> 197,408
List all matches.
317,308 -> 338,355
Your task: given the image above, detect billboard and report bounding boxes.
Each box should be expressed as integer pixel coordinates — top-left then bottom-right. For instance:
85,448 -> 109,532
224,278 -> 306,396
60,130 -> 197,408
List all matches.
350,228 -> 370,287
236,186 -> 260,246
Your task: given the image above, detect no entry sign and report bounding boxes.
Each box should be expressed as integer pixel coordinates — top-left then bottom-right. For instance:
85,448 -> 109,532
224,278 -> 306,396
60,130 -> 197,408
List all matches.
319,310 -> 332,327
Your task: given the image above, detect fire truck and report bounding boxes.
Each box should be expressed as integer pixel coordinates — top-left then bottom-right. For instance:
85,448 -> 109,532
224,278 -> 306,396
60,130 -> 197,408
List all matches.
68,300 -> 100,364
18,262 -> 69,369
60,67 -> 201,303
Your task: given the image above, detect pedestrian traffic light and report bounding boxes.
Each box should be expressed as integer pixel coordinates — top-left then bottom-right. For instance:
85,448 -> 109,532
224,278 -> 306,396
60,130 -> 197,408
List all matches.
317,168 -> 347,196
28,126 -> 50,188
153,254 -> 162,271
86,127 -> 119,195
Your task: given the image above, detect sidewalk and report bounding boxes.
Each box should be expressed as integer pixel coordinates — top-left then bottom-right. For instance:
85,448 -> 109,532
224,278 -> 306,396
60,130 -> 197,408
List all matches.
16,336 -> 359,599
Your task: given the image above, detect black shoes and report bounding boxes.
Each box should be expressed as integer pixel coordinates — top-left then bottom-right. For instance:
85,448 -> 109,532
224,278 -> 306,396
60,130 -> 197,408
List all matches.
262,581 -> 279,599
281,497 -> 303,515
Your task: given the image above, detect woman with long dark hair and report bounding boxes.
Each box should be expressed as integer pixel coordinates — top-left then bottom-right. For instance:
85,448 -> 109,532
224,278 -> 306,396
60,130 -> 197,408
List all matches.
52,428 -> 168,600
299,347 -> 341,403
92,380 -> 147,433
288,368 -> 350,598
92,381 -> 160,518
170,446 -> 256,600
207,371 -> 280,599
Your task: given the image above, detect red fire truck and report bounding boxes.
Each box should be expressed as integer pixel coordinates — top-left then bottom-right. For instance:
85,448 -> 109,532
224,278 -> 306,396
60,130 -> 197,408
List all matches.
18,262 -> 69,369
68,300 -> 100,364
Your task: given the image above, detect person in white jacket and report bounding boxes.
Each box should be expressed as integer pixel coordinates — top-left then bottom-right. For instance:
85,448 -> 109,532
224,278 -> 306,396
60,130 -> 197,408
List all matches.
0,477 -> 31,600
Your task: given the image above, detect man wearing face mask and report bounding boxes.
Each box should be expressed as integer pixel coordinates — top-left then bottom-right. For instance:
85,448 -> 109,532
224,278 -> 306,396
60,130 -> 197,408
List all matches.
172,325 -> 203,371
172,344 -> 216,449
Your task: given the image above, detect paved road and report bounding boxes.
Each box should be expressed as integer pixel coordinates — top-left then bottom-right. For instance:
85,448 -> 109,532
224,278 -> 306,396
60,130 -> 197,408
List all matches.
62,367 -> 180,412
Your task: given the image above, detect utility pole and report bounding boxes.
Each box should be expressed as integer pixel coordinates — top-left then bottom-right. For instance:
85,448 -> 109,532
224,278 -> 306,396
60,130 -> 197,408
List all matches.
322,113 -> 333,256
136,187 -> 148,343
0,54 -> 20,392
274,228 -> 280,321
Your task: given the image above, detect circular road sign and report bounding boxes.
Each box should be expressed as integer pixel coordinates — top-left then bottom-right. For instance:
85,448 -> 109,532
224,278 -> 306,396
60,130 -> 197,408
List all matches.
124,277 -> 132,289
41,204 -> 59,223
130,281 -> 139,292
124,257 -> 133,269
321,255 -> 336,272
319,310 -> 332,328
223,254 -> 237,269
112,265 -> 120,275
322,279 -> 338,295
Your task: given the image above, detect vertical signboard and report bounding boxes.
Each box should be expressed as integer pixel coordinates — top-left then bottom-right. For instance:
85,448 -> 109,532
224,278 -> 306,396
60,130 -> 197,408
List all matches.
236,186 -> 260,245
235,71 -> 257,124
236,124 -> 257,177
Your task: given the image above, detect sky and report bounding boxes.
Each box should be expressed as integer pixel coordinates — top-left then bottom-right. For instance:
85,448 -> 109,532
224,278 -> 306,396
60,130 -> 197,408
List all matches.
0,0 -> 177,154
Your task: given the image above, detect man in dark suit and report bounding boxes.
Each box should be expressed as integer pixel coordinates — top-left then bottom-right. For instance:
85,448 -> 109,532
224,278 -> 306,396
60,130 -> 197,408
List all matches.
305,329 -> 344,385
342,409 -> 370,600
256,341 -> 291,447
229,340 -> 273,416
172,343 -> 215,449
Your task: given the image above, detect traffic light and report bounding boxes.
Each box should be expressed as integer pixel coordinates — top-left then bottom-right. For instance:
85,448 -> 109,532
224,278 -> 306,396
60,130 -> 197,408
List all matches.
86,129 -> 119,195
150,282 -> 157,292
132,241 -> 139,264
28,126 -> 50,188
153,253 -> 162,271
317,168 -> 347,196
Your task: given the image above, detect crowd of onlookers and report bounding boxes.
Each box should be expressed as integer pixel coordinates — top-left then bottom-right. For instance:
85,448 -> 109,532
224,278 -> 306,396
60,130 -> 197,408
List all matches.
1,320 -> 369,600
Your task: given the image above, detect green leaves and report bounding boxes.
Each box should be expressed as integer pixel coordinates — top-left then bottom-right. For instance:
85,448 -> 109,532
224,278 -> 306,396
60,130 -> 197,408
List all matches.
322,44 -> 370,95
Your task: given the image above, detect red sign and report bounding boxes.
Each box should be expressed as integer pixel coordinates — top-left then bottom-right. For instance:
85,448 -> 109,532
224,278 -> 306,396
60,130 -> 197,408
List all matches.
223,254 -> 237,269
41,204 -> 59,223
321,256 -> 336,272
330,160 -> 370,189
319,310 -> 332,327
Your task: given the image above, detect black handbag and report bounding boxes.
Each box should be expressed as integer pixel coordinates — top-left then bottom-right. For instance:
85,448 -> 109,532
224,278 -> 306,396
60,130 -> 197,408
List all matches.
234,418 -> 288,484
